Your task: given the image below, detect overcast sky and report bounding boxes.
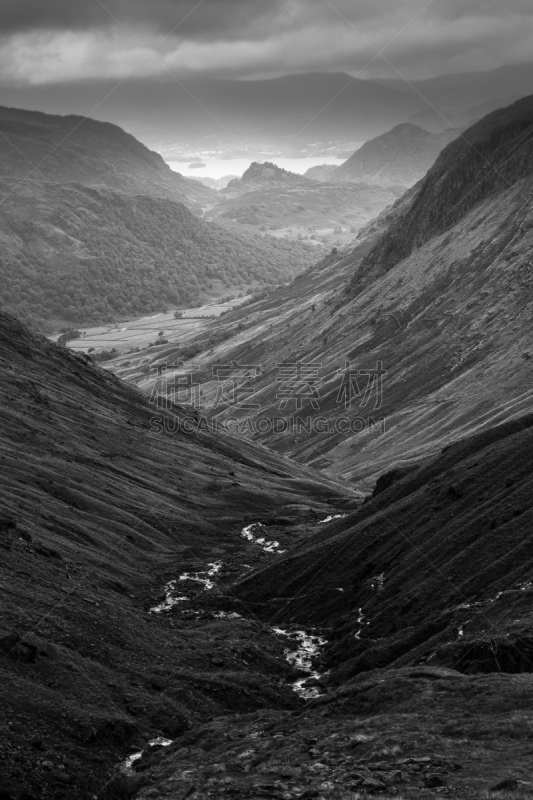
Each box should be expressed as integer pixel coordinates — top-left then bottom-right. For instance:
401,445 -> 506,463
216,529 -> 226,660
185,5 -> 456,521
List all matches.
0,0 -> 532,86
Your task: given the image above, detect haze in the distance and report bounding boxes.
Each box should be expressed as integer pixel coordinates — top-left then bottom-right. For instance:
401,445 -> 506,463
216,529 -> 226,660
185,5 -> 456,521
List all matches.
1,1 -> 532,158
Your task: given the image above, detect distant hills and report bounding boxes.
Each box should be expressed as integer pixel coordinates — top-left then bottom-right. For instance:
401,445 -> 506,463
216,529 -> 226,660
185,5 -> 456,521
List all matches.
306,124 -> 457,187
0,72 -> 426,150
1,65 -> 531,153
0,107 -> 320,328
375,63 -> 533,116
205,161 -> 404,245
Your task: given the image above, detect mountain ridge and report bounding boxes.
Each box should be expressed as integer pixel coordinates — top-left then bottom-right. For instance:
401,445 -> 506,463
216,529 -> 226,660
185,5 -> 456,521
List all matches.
306,123 -> 457,188
0,105 -> 215,214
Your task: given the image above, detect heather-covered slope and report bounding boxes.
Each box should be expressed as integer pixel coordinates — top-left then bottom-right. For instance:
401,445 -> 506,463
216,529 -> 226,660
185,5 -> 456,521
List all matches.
0,309 -> 355,799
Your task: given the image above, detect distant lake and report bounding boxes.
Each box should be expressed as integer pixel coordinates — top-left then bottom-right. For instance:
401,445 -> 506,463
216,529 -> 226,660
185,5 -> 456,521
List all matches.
166,156 -> 347,180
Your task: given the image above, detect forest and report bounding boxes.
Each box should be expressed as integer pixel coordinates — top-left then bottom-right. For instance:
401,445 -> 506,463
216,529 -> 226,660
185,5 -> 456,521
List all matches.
0,180 -> 317,330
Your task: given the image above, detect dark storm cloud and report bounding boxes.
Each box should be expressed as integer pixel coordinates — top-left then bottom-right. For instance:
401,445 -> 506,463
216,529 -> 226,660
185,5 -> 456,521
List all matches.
1,0 -> 533,86
0,0 -> 287,40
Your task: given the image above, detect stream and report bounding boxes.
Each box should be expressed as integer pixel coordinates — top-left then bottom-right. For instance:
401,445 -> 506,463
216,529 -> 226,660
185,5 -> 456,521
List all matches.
123,524 -> 329,770
241,523 -> 286,553
271,627 -> 328,700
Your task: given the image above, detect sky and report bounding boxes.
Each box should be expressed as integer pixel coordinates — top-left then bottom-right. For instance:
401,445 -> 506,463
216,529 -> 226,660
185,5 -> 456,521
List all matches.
0,0 -> 532,87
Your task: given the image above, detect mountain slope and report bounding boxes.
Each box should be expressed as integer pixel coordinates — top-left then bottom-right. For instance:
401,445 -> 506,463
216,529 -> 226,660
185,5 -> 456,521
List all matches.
133,414 -> 533,800
356,96 -> 533,280
108,96 -> 533,493
0,308 -> 355,798
306,124 -> 456,188
0,105 -> 214,214
0,179 -> 319,328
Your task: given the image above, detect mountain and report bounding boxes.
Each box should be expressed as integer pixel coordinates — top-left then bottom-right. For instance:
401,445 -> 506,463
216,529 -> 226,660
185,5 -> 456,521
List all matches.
0,308 -> 355,799
109,95 -> 533,493
0,108 -> 322,329
0,73 -> 426,151
373,62 -> 533,118
224,162 -> 316,195
0,106 -> 214,214
4,93 -> 533,800
358,96 -> 533,277
306,123 -> 457,187
201,160 -> 404,246
408,98 -> 518,134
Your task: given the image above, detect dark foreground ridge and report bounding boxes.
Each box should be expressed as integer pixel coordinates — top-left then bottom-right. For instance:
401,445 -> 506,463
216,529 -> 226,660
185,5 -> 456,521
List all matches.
139,416 -> 533,799
2,307 -> 533,799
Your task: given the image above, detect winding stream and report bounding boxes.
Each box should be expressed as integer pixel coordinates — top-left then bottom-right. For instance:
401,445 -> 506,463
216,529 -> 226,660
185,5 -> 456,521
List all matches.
150,561 -> 222,613
241,523 -> 286,553
272,626 -> 328,699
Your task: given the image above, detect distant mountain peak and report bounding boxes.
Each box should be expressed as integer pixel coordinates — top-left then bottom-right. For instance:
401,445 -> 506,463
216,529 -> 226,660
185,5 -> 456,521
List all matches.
241,161 -> 311,184
225,161 -> 315,194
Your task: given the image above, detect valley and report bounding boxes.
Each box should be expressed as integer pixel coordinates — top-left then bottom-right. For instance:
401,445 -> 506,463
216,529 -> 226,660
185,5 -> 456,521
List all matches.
108,96 -> 533,493
1,64 -> 533,800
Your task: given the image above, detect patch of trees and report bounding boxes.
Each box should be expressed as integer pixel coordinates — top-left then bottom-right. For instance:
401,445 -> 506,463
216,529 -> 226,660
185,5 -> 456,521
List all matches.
0,183 -> 318,330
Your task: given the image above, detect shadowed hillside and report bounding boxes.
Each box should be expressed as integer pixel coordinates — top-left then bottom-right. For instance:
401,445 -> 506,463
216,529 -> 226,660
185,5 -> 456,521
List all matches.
0,308 -> 355,799
0,106 -> 214,214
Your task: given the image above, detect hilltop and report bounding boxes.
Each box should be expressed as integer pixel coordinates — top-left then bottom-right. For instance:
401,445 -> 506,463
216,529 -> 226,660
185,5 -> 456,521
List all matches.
224,162 -> 316,195
306,124 -> 456,187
